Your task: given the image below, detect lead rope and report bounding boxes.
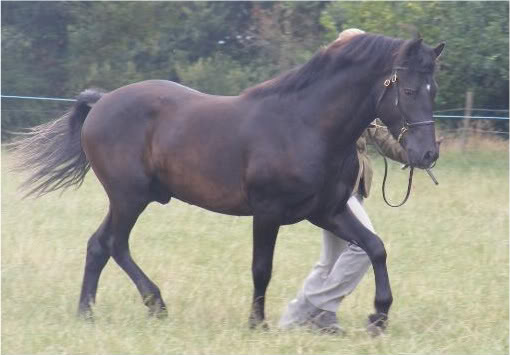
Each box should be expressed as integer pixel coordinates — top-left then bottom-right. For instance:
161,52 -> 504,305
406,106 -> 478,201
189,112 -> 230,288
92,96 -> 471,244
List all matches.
373,141 -> 415,207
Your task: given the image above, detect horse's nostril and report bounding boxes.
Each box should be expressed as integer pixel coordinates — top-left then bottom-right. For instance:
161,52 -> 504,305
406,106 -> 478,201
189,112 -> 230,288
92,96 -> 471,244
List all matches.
424,150 -> 438,162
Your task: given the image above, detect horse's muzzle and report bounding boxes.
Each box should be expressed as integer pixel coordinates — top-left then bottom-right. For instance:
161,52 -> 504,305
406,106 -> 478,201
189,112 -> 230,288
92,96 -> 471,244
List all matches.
414,149 -> 438,169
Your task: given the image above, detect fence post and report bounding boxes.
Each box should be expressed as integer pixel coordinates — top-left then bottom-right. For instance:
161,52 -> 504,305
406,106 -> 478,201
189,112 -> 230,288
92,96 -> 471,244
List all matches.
460,90 -> 473,151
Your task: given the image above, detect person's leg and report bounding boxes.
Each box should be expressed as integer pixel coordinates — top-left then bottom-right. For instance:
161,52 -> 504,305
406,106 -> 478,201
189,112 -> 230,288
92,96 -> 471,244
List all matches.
306,194 -> 374,311
278,228 -> 347,329
279,194 -> 375,331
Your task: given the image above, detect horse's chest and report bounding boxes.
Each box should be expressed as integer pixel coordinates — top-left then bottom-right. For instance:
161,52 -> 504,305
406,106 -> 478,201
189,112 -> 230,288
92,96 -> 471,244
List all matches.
245,158 -> 326,223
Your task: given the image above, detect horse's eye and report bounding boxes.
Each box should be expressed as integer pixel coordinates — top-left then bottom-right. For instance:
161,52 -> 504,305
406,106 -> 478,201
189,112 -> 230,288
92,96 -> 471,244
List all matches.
403,88 -> 416,96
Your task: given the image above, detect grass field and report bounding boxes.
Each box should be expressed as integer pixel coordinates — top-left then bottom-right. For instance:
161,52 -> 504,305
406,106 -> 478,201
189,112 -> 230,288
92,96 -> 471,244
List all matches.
2,141 -> 509,355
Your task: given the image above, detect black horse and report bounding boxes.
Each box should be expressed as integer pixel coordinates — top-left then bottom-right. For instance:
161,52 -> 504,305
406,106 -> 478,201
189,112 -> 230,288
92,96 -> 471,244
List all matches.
10,33 -> 444,332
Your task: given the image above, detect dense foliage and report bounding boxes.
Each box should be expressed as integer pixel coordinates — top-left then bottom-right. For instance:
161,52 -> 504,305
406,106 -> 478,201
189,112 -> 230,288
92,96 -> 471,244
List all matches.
1,1 -> 508,137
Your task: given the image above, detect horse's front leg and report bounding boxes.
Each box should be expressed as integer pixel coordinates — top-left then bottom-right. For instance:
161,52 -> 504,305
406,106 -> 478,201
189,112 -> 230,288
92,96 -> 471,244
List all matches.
249,215 -> 280,329
309,205 -> 393,335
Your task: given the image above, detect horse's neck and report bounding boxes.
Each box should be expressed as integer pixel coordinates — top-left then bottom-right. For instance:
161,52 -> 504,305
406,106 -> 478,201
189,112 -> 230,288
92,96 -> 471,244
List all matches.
291,73 -> 379,150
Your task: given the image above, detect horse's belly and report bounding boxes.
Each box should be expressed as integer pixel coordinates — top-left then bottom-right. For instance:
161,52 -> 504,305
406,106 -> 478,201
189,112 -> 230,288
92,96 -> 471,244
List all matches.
170,178 -> 251,216
277,193 -> 321,225
154,156 -> 252,216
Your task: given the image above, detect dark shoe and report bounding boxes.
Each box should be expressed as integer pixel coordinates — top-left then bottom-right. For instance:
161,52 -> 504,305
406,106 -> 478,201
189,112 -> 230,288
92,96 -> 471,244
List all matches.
278,295 -> 344,335
306,309 -> 345,335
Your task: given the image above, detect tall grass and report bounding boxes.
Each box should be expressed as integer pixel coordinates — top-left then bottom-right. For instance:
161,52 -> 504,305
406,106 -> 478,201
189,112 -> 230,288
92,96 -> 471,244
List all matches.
2,142 -> 508,355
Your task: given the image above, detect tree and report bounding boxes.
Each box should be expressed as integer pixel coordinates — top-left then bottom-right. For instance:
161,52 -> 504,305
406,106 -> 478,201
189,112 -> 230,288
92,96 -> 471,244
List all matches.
2,1 -> 508,137
321,1 -> 509,112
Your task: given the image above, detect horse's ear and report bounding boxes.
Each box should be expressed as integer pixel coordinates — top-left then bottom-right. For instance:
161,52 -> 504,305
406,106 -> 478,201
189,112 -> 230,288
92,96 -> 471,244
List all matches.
434,42 -> 446,59
405,37 -> 423,58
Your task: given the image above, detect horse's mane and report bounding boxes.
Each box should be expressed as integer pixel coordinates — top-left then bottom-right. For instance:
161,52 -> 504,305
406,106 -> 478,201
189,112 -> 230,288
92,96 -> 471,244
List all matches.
243,34 -> 406,98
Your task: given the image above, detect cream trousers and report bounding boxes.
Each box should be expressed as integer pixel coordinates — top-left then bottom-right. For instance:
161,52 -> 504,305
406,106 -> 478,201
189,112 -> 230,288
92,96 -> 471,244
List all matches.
279,195 -> 374,327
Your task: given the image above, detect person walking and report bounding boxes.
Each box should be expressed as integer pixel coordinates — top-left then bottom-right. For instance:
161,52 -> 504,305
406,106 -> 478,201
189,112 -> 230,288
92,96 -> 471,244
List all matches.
278,28 -> 409,334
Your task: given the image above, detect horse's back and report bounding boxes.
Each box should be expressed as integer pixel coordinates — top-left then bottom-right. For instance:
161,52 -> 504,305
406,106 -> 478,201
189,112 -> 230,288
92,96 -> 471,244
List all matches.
82,80 -> 204,141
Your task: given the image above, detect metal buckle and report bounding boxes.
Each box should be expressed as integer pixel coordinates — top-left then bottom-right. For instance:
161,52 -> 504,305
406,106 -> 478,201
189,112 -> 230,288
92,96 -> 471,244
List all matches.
384,73 -> 397,87
397,126 -> 408,143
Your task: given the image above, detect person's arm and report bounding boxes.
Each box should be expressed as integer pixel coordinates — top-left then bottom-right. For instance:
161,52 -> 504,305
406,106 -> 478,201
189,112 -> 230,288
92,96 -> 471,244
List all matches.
367,121 -> 408,165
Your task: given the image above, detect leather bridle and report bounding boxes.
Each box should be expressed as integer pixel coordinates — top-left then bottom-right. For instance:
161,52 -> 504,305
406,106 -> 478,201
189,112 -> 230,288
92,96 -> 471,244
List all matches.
375,66 -> 435,144
373,67 -> 437,207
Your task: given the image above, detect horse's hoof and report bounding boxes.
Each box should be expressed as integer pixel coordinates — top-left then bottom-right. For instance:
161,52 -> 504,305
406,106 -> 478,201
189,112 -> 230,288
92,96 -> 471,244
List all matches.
248,317 -> 269,331
250,322 -> 269,331
77,308 -> 95,323
366,313 -> 387,337
148,306 -> 168,319
366,322 -> 384,337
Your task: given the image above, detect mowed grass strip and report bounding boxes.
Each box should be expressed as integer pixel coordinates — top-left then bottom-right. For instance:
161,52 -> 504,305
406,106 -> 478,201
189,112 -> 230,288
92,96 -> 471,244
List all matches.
2,145 -> 508,355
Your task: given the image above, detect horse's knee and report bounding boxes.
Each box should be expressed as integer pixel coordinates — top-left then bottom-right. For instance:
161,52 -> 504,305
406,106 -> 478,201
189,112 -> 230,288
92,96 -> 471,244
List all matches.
372,245 -> 387,264
366,237 -> 387,264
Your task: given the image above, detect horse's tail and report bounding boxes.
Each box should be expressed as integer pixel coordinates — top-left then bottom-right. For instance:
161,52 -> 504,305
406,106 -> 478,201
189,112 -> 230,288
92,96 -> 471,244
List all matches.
7,89 -> 106,198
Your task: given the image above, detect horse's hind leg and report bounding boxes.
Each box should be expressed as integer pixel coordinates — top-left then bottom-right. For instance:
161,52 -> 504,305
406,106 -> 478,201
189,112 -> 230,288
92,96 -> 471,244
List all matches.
77,192 -> 168,318
78,210 -> 113,318
107,193 -> 168,318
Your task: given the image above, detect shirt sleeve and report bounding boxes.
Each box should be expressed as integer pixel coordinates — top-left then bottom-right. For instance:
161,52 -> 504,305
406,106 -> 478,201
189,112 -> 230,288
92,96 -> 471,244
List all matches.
367,122 -> 409,164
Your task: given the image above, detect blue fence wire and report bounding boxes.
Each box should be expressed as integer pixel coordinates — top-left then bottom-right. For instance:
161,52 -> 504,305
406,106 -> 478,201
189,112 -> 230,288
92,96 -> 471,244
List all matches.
1,95 -> 77,102
1,94 -> 509,121
433,115 -> 509,121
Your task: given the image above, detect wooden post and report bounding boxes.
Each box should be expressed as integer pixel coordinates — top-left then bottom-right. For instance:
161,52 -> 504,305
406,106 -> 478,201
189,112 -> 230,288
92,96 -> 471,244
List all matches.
460,90 -> 473,151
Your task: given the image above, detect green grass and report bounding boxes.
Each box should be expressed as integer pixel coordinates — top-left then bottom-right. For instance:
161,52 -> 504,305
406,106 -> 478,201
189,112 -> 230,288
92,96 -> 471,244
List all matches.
2,147 -> 508,355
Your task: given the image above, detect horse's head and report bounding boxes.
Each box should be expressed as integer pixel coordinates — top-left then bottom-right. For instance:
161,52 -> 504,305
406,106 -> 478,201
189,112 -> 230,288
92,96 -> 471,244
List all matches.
376,37 -> 445,169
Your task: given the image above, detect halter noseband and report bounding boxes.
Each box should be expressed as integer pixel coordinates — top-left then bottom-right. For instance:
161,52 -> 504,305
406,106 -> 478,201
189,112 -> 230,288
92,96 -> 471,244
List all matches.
375,66 -> 435,143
